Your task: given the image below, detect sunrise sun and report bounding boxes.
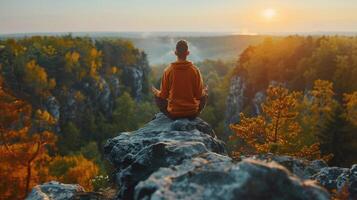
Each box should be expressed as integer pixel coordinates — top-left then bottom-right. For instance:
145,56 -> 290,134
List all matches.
262,8 -> 276,20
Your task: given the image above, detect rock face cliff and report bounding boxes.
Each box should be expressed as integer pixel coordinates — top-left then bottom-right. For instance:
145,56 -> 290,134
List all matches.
225,75 -> 246,130
224,75 -> 269,131
103,113 -> 333,200
45,62 -> 150,133
27,113 -> 357,200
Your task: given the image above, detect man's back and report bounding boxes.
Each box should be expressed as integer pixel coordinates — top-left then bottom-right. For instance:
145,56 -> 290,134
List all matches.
152,40 -> 207,119
158,60 -> 203,118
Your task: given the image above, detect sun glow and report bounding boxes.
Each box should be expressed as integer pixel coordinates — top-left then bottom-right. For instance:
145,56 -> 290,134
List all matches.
262,8 -> 276,20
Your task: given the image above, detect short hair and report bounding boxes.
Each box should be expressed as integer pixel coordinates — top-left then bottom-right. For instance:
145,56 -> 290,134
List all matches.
176,40 -> 189,56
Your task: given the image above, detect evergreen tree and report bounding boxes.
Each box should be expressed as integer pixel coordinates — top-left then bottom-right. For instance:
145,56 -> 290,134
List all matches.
316,106 -> 355,166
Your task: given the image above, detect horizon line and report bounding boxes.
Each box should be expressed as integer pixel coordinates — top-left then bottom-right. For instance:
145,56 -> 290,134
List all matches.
1,30 -> 357,37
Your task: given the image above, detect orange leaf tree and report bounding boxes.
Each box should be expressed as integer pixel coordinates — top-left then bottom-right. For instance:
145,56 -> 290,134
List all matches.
0,76 -> 99,199
0,77 -> 56,199
230,84 -> 324,159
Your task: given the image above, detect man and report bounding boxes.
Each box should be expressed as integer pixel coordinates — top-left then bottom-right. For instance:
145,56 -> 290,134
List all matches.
152,40 -> 207,120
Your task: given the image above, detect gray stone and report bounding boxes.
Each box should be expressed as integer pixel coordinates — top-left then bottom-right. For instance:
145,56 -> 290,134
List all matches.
26,181 -> 85,200
311,167 -> 349,191
348,164 -> 357,199
108,76 -> 121,98
122,67 -> 144,100
244,154 -> 328,179
135,157 -> 329,200
246,154 -> 357,199
104,113 -> 333,200
104,113 -> 226,199
252,91 -> 265,115
311,165 -> 357,199
45,96 -> 60,120
225,75 -> 246,130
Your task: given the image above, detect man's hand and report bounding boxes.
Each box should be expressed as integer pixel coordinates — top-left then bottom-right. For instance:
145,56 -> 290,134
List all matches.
203,85 -> 208,96
151,86 -> 160,97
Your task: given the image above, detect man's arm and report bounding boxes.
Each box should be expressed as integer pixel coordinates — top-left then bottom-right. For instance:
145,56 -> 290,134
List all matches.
194,69 -> 208,113
152,69 -> 170,99
198,85 -> 208,113
194,69 -> 204,100
152,69 -> 171,115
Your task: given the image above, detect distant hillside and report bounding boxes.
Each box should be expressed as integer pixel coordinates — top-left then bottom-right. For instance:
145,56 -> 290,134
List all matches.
0,32 -> 267,65
128,35 -> 266,65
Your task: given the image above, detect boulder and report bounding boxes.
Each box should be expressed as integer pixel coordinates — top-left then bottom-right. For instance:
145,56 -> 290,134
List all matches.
349,164 -> 357,199
311,167 -> 350,191
312,165 -> 357,199
135,157 -> 329,200
104,113 -> 330,200
26,181 -> 85,200
104,113 -> 226,199
245,154 -> 357,199
243,154 -> 328,179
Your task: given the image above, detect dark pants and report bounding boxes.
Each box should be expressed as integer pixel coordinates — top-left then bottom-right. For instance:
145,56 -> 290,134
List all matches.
154,96 -> 207,120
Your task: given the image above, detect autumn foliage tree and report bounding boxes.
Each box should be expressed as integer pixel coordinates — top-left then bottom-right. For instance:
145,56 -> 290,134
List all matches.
344,91 -> 357,125
230,84 -> 325,160
0,77 -> 99,199
0,77 -> 56,199
48,155 -> 99,190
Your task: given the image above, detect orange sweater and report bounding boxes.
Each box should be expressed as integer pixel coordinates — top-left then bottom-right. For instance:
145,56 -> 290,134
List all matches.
157,60 -> 204,118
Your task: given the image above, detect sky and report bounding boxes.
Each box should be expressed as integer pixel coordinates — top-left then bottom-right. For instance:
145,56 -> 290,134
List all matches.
1,0 -> 357,34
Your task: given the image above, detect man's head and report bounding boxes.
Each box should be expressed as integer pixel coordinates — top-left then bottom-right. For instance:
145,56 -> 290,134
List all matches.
175,40 -> 190,60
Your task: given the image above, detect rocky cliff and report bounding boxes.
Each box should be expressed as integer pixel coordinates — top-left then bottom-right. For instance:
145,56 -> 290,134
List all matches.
45,63 -> 150,133
224,74 -> 269,131
27,113 -> 356,200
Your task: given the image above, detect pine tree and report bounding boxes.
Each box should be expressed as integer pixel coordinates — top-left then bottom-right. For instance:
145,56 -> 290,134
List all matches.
230,85 -> 324,159
316,106 -> 354,166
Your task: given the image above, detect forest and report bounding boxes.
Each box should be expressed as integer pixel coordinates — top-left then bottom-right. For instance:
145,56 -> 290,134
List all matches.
228,36 -> 357,167
0,36 -> 157,199
0,35 -> 357,199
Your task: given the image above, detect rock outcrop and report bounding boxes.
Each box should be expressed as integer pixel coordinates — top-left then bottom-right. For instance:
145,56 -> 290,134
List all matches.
26,181 -> 85,200
104,113 -> 226,199
225,75 -> 246,130
27,113 -> 356,200
243,154 -> 329,179
104,113 -> 331,200
41,62 -> 149,134
135,156 -> 328,200
312,165 -> 357,198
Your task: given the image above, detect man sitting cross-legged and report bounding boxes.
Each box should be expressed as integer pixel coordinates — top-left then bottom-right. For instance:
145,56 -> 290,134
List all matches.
152,40 -> 208,120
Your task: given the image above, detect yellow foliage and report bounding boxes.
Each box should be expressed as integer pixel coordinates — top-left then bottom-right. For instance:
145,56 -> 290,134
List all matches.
263,85 -> 302,144
230,84 -> 326,160
49,78 -> 56,89
344,91 -> 357,125
90,48 -> 101,58
42,45 -> 57,56
48,155 -> 99,190
87,48 -> 102,79
24,60 -> 51,93
0,80 -> 99,198
35,109 -> 57,124
111,66 -> 118,74
230,113 -> 267,153
74,91 -> 86,102
310,80 -> 335,114
64,51 -> 80,73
